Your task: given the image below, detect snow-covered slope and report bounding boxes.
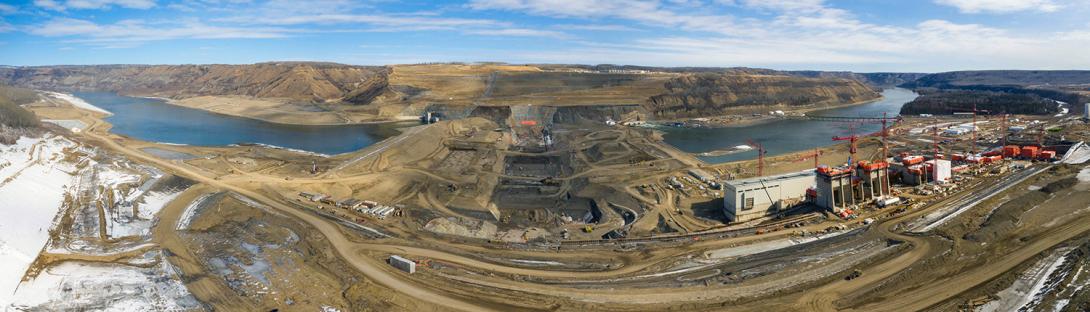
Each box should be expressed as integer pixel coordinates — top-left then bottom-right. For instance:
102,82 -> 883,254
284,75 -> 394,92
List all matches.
0,135 -> 78,303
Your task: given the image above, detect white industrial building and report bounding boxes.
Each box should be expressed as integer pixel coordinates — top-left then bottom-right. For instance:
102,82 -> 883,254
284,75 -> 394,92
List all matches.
722,169 -> 815,223
925,159 -> 952,183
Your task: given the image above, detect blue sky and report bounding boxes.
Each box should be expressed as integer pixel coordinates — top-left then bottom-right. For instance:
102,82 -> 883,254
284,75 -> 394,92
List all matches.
1,0 -> 1089,72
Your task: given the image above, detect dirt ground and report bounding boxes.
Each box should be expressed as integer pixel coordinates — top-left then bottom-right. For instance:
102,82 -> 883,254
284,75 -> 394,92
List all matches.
26,95 -> 1090,311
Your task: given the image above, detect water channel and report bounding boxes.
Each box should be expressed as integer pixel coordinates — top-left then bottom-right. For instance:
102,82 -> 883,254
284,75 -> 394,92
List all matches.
661,88 -> 918,163
76,92 -> 413,155
76,88 -> 916,160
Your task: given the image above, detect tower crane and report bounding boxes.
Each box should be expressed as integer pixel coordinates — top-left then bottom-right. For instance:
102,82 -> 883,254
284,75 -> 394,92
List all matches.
796,148 -> 824,168
956,104 -> 989,154
746,139 -> 767,176
820,113 -> 901,161
832,125 -> 862,168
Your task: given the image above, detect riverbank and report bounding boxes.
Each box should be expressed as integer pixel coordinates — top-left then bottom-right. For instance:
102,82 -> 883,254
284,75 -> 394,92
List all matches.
652,94 -> 886,129
40,92 -> 413,155
159,95 -> 418,126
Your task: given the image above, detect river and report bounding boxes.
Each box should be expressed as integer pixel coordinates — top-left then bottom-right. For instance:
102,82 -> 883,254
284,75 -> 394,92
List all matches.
661,88 -> 918,163
76,88 -> 915,158
76,92 -> 414,155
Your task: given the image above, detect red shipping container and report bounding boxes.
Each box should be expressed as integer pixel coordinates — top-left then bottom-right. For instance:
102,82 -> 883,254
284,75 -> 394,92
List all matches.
1021,146 -> 1039,159
1002,145 -> 1021,158
1038,150 -> 1056,160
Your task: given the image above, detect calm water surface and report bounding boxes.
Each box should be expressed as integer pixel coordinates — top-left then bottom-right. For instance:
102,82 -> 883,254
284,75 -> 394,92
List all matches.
78,92 -> 414,155
661,88 -> 918,163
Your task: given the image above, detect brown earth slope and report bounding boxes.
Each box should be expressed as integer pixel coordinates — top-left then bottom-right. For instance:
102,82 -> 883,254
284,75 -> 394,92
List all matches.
645,73 -> 880,119
1,63 -> 886,124
0,62 -> 389,104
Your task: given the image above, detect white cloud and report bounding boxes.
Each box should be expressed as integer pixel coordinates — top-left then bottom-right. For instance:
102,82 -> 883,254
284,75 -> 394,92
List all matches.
468,0 -> 738,34
33,0 -> 66,11
30,18 -> 288,46
0,3 -> 17,14
466,28 -> 569,38
933,0 -> 1061,13
34,0 -> 156,11
554,24 -> 639,31
233,14 -> 501,29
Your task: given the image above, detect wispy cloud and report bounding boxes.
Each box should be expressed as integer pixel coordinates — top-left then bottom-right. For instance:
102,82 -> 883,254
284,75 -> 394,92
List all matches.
30,18 -> 289,47
466,28 -> 569,39
5,0 -> 1090,70
933,0 -> 1061,13
34,0 -> 157,11
225,14 -> 501,29
554,24 -> 639,31
468,0 -> 739,34
0,3 -> 18,14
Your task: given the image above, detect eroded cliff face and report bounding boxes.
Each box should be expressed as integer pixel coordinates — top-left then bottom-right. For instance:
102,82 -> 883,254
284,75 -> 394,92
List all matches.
0,62 -> 391,104
644,73 -> 881,119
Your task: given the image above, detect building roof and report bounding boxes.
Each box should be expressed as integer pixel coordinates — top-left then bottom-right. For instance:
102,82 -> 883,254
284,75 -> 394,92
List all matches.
724,169 -> 816,189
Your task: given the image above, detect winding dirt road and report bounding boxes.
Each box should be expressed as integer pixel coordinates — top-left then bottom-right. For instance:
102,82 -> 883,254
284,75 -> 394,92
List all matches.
70,107 -> 1090,311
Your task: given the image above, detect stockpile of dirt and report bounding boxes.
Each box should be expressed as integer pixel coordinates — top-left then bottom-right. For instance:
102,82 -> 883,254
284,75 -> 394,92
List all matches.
423,217 -> 498,240
965,177 -> 1076,242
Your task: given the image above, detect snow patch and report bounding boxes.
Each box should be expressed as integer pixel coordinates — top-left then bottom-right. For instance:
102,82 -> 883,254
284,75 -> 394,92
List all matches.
9,258 -> 200,311
43,92 -> 111,115
177,193 -> 214,230
0,135 -> 78,303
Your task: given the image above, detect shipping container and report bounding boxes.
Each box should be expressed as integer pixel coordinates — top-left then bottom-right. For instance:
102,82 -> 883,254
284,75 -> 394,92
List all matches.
1002,145 -> 1021,158
1021,146 -> 1040,159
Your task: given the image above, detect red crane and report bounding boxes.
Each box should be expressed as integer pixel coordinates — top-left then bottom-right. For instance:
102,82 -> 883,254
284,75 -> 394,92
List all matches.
831,113 -> 900,160
796,148 -> 824,168
998,113 -> 1008,147
746,139 -> 767,176
832,125 -> 861,168
959,104 -> 990,154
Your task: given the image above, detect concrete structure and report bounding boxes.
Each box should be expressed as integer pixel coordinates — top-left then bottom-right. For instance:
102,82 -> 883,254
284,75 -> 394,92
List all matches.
722,169 -> 815,223
856,161 -> 891,200
816,162 -> 891,212
1085,103 -> 1090,120
897,159 -> 951,185
924,159 -> 952,183
388,255 -> 416,273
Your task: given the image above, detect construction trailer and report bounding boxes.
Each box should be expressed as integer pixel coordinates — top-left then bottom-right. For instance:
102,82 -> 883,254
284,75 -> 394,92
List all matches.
815,162 -> 891,212
722,169 -> 815,223
388,255 -> 416,274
